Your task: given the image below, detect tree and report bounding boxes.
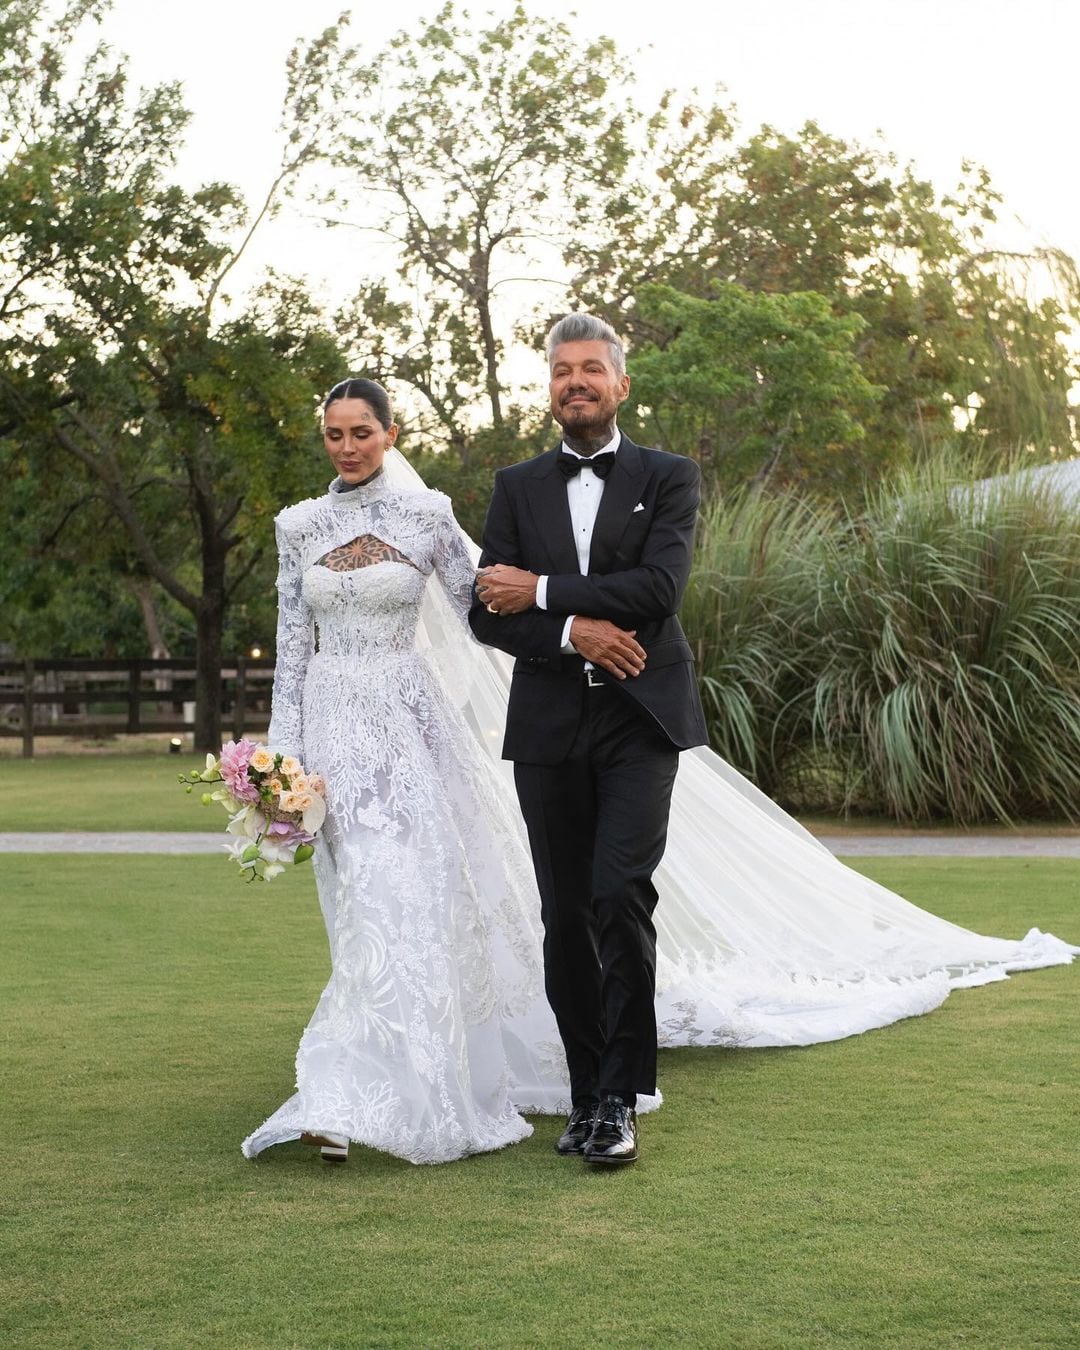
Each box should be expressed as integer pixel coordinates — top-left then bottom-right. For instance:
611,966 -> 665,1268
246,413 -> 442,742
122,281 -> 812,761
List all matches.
324,1 -> 633,458
0,453 -> 190,660
571,116 -> 1080,478
627,283 -> 881,492
0,2 -> 352,747
313,16 -> 1077,490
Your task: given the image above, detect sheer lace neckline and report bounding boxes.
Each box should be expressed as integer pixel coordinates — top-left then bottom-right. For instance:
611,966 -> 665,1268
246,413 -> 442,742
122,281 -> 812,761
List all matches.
327,475 -> 392,508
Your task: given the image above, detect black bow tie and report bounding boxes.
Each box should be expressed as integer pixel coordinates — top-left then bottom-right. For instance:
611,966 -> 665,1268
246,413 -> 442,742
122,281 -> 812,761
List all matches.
557,450 -> 616,480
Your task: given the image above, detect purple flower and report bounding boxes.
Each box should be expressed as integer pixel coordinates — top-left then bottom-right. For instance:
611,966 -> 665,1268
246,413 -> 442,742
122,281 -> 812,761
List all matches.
219,739 -> 260,803
267,818 -> 313,847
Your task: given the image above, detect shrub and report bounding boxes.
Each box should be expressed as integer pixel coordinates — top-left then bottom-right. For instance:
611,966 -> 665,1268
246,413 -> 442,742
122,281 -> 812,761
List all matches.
807,462 -> 1080,823
684,490 -> 828,793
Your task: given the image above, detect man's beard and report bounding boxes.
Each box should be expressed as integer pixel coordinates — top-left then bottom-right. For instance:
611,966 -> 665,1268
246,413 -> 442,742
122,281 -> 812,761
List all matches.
555,399 -> 612,435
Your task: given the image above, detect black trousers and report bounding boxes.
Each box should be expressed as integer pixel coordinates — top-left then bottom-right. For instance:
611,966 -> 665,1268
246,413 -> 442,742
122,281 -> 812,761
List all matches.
513,683 -> 680,1106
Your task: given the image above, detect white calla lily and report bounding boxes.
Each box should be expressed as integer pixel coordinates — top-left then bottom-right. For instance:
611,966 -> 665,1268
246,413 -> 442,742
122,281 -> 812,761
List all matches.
300,793 -> 326,834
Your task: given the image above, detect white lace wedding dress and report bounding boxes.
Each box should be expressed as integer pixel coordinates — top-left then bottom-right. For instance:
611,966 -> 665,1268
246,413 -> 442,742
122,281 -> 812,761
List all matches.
242,453 -> 1077,1165
242,473 -> 567,1164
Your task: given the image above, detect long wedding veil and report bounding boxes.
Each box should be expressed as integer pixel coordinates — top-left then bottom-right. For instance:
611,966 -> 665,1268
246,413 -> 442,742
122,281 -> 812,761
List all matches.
384,448 -> 1077,1051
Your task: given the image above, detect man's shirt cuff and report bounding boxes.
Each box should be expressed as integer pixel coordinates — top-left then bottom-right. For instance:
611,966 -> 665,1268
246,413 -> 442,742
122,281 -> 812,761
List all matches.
538,581 -> 577,654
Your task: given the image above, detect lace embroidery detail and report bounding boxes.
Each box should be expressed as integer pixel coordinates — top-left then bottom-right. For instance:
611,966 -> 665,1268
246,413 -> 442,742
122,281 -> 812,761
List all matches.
266,483 -> 477,762
316,534 -> 419,573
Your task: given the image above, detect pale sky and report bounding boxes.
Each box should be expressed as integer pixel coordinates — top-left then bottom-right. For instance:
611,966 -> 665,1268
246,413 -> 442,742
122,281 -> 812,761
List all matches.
96,0 -> 1079,383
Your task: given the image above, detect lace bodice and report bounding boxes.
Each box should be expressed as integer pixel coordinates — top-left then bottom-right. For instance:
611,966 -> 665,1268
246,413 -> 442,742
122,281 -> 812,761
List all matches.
304,564 -> 427,659
267,477 -> 477,758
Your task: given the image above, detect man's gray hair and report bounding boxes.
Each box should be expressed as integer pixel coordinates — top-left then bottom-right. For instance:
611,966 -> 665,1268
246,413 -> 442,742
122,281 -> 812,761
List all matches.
545,313 -> 626,377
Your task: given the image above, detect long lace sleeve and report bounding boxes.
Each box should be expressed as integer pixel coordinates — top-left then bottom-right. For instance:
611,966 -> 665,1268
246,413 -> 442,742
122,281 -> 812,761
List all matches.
267,517 -> 314,759
430,496 -> 479,625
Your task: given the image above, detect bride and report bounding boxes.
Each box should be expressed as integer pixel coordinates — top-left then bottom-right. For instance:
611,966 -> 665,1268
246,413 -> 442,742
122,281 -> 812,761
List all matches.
242,377 -> 1076,1167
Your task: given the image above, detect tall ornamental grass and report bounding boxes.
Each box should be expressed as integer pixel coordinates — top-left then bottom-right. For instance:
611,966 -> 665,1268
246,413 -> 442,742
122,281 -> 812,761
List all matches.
688,461 -> 1080,823
809,464 -> 1080,822
682,490 -> 828,793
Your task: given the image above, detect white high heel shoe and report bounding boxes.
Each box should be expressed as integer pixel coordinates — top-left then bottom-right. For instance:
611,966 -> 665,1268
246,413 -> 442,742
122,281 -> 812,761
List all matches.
300,1131 -> 350,1164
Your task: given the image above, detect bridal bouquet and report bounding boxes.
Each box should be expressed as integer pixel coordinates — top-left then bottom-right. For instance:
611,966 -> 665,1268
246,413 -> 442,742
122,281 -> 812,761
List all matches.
179,740 -> 327,881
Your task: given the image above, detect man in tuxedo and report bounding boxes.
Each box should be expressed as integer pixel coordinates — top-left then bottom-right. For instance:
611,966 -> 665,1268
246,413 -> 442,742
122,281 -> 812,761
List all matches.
469,313 -> 707,1166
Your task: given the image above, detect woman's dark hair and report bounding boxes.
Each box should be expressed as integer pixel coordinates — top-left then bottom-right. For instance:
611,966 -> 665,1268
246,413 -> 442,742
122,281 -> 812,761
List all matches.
322,378 -> 394,429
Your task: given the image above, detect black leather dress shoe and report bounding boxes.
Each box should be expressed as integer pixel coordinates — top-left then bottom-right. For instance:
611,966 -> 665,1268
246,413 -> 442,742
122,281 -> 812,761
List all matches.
583,1096 -> 638,1165
555,1103 -> 598,1155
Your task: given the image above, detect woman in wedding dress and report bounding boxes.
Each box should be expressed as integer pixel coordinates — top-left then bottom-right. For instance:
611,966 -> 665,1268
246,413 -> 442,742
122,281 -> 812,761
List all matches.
243,378 -> 1076,1167
242,380 -> 564,1165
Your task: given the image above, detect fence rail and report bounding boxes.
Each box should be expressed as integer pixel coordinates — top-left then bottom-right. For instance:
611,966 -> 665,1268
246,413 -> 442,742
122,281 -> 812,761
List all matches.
0,658 -> 276,756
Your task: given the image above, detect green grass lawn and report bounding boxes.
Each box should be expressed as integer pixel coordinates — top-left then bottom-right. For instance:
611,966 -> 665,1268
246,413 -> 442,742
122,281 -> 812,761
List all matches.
0,754 -> 218,832
2,854 -> 1077,1348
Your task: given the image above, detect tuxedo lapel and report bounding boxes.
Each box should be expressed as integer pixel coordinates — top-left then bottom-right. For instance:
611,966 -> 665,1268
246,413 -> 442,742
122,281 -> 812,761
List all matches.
588,436 -> 644,574
525,446 -> 579,575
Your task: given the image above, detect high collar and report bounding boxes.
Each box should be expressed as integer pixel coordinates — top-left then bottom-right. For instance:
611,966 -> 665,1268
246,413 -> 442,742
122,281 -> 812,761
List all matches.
326,469 -> 391,508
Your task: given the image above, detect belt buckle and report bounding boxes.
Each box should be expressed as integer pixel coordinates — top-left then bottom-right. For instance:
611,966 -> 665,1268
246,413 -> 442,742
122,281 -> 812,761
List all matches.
585,668 -> 604,688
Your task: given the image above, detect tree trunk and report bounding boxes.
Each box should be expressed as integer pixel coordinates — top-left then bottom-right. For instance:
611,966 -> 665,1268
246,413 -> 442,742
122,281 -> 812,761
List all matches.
190,455 -> 230,752
473,255 -> 503,429
752,441 -> 785,488
131,579 -> 171,659
194,518 -> 227,752
193,594 -> 225,752
479,301 -> 504,429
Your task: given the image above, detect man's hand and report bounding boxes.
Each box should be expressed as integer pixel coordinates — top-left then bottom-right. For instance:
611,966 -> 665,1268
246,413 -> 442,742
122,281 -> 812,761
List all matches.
570,617 -> 646,680
476,564 -> 539,616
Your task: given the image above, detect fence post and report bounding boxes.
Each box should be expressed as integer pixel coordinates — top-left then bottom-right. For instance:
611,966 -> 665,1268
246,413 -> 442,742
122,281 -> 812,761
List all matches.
22,659 -> 34,758
233,655 -> 247,741
127,660 -> 142,733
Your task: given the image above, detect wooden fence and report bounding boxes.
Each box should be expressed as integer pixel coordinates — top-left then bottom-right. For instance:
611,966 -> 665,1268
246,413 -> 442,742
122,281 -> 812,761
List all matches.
0,658 -> 276,757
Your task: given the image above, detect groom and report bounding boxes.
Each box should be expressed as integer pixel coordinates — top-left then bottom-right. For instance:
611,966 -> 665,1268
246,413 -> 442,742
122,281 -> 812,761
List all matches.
470,313 -> 707,1166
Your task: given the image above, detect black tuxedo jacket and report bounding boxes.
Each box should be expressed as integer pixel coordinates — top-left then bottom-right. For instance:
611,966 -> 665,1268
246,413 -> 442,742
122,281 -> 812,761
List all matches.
469,434 -> 709,765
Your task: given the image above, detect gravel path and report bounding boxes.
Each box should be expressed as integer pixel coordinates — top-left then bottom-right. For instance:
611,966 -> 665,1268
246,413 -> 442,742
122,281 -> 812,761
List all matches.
819,834 -> 1080,858
0,832 -> 226,854
2,831 -> 1079,857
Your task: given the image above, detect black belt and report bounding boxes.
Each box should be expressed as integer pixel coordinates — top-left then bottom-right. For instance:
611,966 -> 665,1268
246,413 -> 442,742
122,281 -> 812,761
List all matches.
520,656 -> 608,684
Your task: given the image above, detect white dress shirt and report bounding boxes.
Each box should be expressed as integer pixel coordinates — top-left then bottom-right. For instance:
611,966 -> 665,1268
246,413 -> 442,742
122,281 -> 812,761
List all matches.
535,428 -> 619,653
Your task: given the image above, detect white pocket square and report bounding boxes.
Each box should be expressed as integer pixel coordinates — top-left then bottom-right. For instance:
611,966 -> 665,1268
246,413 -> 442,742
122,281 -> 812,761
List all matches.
633,502 -> 646,513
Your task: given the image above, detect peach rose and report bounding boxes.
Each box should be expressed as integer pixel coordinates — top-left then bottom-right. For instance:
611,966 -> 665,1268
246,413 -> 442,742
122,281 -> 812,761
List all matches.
250,747 -> 275,773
